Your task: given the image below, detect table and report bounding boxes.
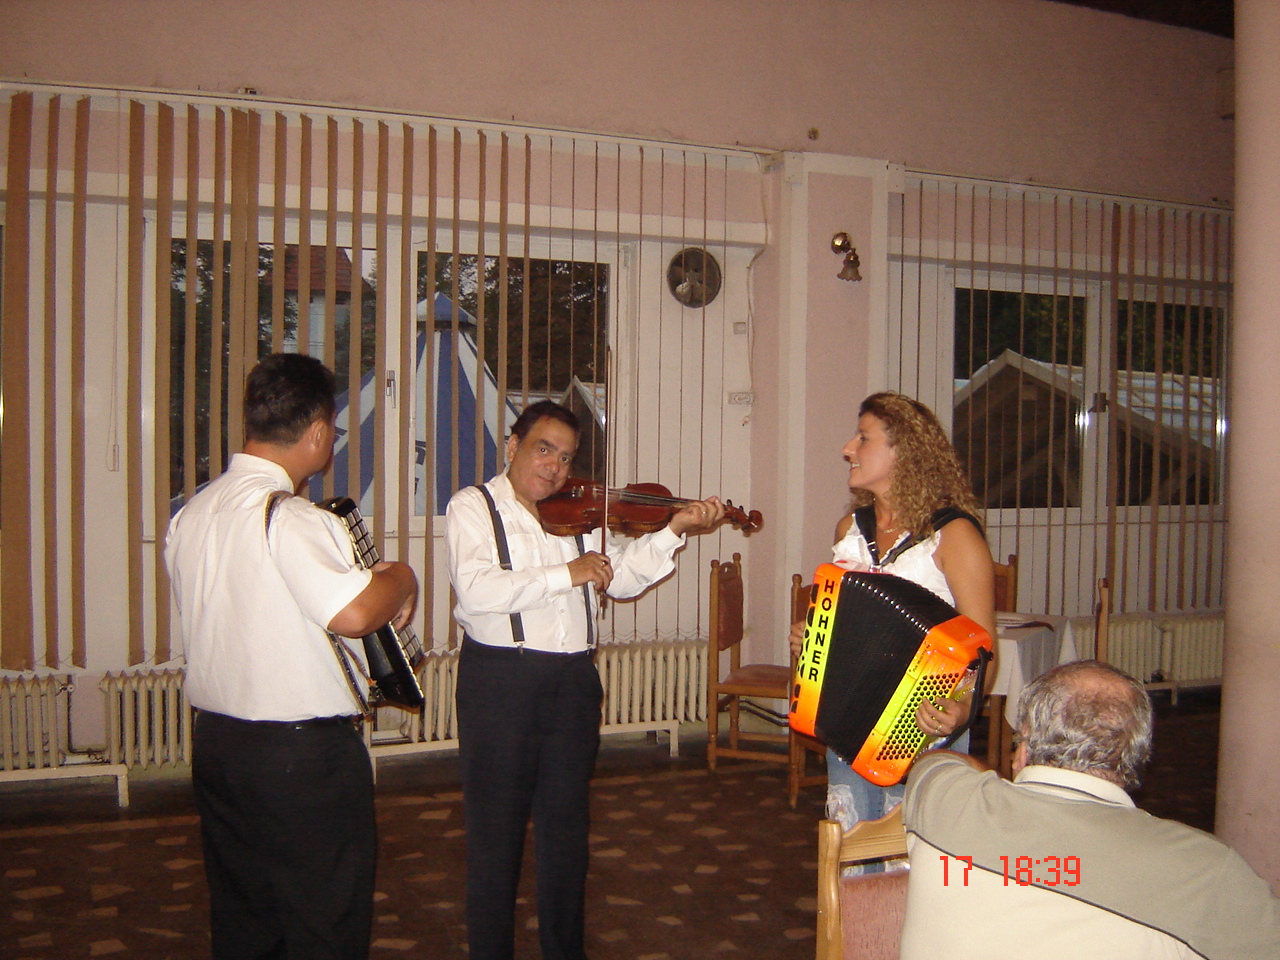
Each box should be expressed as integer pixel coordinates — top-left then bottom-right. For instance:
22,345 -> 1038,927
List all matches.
985,612 -> 1079,776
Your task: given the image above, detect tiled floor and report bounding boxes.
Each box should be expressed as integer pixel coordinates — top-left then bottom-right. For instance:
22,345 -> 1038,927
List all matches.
0,689 -> 1219,959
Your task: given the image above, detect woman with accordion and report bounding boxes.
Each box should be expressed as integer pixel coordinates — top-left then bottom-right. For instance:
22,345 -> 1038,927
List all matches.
790,392 -> 996,850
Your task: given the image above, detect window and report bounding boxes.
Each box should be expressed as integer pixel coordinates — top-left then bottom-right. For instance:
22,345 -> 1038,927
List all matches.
414,249 -> 609,516
168,240 -> 378,507
952,288 -> 1087,509
890,175 -> 1231,614
1111,300 -> 1224,506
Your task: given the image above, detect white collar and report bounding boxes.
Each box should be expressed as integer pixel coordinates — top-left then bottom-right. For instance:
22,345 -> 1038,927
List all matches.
490,471 -> 518,503
1014,764 -> 1135,807
229,452 -> 294,491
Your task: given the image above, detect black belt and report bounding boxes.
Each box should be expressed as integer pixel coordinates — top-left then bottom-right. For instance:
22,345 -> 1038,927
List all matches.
197,709 -> 361,731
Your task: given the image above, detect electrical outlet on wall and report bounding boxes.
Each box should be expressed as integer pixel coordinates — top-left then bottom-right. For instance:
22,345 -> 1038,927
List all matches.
727,392 -> 754,405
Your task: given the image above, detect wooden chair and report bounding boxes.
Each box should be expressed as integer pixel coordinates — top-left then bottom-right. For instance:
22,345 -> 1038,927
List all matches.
816,805 -> 910,960
992,553 -> 1019,614
986,554 -> 1019,776
707,554 -> 792,770
788,572 -> 827,807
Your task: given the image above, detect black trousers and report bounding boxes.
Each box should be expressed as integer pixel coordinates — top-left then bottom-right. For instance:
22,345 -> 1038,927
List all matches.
456,637 -> 603,960
191,710 -> 377,960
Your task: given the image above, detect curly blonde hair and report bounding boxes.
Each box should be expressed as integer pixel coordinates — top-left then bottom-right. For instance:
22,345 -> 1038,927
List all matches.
849,392 -> 980,537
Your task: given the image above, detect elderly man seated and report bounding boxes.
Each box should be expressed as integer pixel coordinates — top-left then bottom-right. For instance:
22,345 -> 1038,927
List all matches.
899,660 -> 1280,959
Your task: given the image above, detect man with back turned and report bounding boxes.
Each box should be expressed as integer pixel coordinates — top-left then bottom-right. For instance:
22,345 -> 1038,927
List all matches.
165,352 -> 418,960
900,660 -> 1280,959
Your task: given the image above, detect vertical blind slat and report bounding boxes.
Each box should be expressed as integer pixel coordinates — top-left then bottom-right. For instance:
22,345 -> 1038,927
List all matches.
397,123 -> 414,563
42,95 -> 62,667
126,99 -> 146,665
473,131 -> 487,492
323,116 -> 340,501
347,119 -> 364,517
182,105 -> 199,505
209,108 -> 227,479
70,96 -> 90,668
1,91 -> 35,670
153,101 -> 174,663
297,115 -> 312,359
271,113 -> 287,354
374,120 -> 390,550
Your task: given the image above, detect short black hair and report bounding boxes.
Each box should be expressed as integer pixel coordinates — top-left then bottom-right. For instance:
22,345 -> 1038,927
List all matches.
511,400 -> 579,441
243,353 -> 337,444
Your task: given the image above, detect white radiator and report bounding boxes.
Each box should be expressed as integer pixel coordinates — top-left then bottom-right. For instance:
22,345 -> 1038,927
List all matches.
1067,611 -> 1223,703
1160,614 -> 1224,693
1105,616 -> 1166,686
0,674 -> 129,806
100,668 -> 193,769
92,640 -> 710,772
366,639 -> 707,765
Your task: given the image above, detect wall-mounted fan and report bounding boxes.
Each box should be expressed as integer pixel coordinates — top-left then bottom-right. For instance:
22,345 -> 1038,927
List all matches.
666,247 -> 722,308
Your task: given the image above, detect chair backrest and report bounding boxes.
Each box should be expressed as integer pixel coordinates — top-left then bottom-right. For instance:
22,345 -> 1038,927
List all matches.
790,573 -> 810,626
709,553 -> 744,653
1094,577 -> 1111,663
993,553 -> 1019,613
816,805 -> 910,960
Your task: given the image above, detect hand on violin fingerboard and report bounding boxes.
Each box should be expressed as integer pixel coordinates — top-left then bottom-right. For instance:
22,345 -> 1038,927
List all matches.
667,497 -> 726,537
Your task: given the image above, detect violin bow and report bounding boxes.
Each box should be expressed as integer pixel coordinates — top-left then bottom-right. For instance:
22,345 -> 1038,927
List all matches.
596,345 -> 613,616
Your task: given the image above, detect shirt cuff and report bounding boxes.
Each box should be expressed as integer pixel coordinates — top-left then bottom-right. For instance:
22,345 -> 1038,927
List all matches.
648,525 -> 686,551
546,562 -> 575,594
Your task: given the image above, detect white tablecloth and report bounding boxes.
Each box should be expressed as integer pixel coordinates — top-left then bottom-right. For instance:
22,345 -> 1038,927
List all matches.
991,612 -> 1079,724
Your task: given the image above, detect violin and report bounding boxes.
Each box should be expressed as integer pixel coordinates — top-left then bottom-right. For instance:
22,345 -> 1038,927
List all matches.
538,477 -> 763,537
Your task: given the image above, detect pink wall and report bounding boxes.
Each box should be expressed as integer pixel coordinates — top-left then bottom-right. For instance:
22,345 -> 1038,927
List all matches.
0,0 -> 1237,664
800,171 -> 875,545
0,0 -> 1231,205
1221,0 -> 1280,892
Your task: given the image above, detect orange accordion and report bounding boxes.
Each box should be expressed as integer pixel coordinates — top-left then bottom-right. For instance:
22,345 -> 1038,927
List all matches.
789,563 -> 993,786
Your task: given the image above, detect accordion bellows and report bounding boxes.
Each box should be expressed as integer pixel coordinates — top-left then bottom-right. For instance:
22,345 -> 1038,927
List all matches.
789,564 -> 993,786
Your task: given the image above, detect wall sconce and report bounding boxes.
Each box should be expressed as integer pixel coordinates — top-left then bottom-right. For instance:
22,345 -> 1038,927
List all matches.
831,232 -> 862,282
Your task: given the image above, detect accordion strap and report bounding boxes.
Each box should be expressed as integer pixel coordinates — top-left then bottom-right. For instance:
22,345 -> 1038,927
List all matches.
265,490 -> 370,715
856,504 -> 983,567
937,644 -> 994,750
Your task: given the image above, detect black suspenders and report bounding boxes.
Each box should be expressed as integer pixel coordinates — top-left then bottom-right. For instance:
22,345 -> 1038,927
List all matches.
476,485 -> 596,650
477,485 -> 527,647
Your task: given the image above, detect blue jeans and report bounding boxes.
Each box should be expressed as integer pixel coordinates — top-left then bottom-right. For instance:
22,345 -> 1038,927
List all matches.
825,731 -> 969,874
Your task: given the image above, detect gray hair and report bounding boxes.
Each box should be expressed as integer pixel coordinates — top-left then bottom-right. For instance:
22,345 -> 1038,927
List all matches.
1016,660 -> 1153,790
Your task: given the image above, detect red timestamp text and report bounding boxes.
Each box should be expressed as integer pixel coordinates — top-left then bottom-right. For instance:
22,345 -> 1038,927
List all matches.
938,855 -> 1081,886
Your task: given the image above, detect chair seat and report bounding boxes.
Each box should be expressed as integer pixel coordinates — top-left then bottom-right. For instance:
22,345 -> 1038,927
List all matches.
719,663 -> 791,688
707,557 -> 826,808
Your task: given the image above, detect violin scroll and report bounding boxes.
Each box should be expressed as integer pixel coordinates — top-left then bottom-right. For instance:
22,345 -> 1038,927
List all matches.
722,500 -> 763,533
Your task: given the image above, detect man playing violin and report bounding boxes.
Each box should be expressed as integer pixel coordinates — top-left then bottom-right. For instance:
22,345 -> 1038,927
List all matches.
444,399 -> 724,960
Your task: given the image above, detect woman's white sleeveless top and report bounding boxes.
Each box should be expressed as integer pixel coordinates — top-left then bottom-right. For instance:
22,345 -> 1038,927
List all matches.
831,522 -> 955,606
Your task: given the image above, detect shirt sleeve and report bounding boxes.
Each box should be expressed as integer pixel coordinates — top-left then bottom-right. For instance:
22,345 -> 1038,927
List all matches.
445,486 -> 575,616
602,525 -> 685,600
902,751 -> 971,833
268,499 -> 373,630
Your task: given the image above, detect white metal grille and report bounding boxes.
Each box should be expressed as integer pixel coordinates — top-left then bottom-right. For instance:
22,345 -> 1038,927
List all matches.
889,174 -> 1230,618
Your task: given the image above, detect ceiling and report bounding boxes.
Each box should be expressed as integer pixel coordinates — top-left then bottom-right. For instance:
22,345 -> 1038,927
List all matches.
1047,0 -> 1233,38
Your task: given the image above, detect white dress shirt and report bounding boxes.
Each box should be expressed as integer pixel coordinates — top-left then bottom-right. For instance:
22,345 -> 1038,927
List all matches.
165,453 -> 373,721
445,473 -> 685,653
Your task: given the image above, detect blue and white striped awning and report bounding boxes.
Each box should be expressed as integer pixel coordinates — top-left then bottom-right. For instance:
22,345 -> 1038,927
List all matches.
329,293 -> 520,515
